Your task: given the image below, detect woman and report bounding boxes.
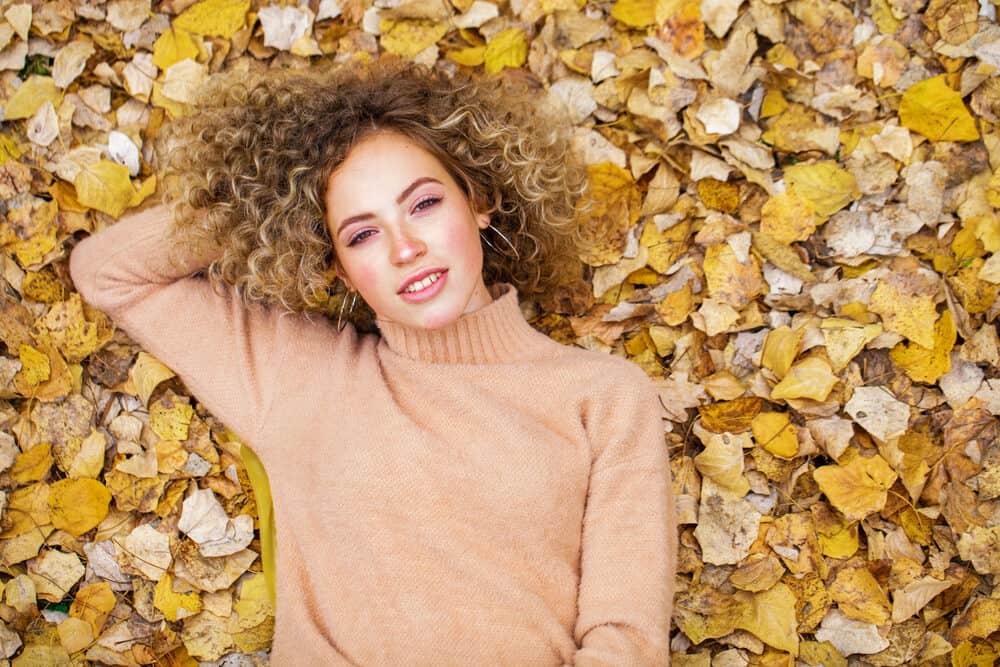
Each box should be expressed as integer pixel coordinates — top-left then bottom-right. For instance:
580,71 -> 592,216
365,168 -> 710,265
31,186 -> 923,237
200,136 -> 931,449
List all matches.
69,55 -> 677,665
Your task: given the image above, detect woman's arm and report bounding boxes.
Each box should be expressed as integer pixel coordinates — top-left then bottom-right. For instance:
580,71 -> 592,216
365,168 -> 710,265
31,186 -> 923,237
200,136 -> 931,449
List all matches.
570,363 -> 677,666
68,202 -> 294,445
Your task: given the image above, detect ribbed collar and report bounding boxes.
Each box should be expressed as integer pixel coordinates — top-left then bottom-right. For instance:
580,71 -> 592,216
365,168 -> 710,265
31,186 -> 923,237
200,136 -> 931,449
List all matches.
375,282 -> 554,364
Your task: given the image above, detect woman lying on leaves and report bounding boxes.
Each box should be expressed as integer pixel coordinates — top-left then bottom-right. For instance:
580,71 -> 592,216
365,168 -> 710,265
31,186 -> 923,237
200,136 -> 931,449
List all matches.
69,54 -> 677,666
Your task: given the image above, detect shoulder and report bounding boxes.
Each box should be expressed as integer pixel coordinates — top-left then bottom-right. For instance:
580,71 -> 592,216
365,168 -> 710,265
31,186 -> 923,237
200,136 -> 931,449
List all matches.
554,344 -> 659,404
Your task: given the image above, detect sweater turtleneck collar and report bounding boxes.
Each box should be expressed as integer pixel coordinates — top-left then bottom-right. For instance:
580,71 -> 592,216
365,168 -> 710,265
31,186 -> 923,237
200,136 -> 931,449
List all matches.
374,282 -> 553,364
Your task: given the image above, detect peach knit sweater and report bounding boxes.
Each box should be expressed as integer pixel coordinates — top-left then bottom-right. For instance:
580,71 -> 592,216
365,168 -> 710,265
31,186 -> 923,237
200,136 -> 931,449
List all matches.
69,204 -> 677,666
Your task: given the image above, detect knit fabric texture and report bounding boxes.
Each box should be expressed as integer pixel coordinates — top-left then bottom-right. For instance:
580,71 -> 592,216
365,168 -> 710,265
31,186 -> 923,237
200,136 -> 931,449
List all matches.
69,204 -> 678,666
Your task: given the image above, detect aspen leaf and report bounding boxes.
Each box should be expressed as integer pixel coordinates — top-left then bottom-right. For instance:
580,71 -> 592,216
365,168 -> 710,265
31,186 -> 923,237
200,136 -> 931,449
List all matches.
820,318 -> 883,373
14,343 -> 50,388
484,28 -> 528,74
736,583 -> 799,655
173,0 -> 251,37
761,325 -> 804,378
703,242 -> 765,308
784,162 -> 860,221
154,573 -> 203,621
2,75 -> 59,120
770,356 -> 838,402
829,565 -> 891,625
152,28 -> 201,71
751,231 -> 817,283
379,19 -> 448,58
447,45 -> 485,66
11,444 -> 53,484
813,451 -> 897,521
578,163 -> 641,266
889,309 -> 956,383
74,159 -> 136,219
150,392 -> 194,440
28,549 -> 85,602
760,190 -> 816,243
898,75 -> 979,142
611,0 -> 657,27
693,425 -> 751,496
698,396 -> 761,433
129,351 -> 177,406
69,581 -> 116,637
868,277 -> 937,349
48,478 -> 111,537
57,616 -> 93,653
751,411 -> 798,459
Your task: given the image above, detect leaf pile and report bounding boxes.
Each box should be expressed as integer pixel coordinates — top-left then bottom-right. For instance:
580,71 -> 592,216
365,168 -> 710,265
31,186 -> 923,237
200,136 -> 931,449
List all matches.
0,0 -> 998,663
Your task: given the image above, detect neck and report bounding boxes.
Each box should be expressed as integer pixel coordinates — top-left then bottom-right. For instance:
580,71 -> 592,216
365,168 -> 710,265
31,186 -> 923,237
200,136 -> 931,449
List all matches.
374,282 -> 554,364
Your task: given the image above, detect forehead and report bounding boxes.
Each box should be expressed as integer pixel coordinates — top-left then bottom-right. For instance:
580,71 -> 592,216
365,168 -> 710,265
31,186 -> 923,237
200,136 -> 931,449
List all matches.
327,130 -> 447,189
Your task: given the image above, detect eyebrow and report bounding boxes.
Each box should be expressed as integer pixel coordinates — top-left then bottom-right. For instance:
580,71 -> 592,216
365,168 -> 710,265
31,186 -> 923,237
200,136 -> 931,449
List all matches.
336,176 -> 443,237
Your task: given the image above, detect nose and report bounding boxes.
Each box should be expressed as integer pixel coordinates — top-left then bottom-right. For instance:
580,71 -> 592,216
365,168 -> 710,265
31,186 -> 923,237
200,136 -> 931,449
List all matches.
390,228 -> 427,264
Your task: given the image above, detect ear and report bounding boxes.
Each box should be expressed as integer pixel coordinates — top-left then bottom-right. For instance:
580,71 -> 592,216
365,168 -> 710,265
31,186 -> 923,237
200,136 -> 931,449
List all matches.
332,261 -> 354,292
477,212 -> 490,230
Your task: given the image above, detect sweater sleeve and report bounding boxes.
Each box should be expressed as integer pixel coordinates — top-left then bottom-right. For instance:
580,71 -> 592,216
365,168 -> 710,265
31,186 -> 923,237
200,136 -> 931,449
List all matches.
569,363 -> 677,666
68,203 -> 292,445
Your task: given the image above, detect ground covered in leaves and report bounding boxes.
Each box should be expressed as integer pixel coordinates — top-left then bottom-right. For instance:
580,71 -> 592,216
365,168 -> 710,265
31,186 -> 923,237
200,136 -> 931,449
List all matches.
0,0 -> 999,663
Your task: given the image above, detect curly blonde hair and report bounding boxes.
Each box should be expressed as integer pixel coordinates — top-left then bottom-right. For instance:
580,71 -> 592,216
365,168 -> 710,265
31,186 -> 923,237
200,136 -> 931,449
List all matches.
153,55 -> 591,332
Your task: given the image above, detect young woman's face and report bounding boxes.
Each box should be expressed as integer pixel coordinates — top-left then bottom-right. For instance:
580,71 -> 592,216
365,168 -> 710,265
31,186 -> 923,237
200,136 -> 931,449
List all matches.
325,129 -> 494,330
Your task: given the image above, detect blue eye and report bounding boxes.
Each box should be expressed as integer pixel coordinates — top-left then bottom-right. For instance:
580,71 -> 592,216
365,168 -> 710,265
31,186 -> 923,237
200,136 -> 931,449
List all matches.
347,196 -> 441,246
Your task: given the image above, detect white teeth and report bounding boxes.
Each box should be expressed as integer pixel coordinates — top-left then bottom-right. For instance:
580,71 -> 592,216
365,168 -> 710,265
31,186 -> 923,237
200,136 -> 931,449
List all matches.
404,271 -> 442,293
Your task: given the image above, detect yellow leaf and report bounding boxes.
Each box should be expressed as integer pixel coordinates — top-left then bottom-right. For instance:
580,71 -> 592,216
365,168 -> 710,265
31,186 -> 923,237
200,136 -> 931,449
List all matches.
693,428 -> 751,496
751,231 -> 817,283
15,343 -> 51,388
70,581 -> 116,637
130,352 -> 177,406
57,616 -> 93,654
150,392 -> 195,440
11,444 -> 53,484
74,159 -> 136,219
816,518 -> 858,559
697,178 -> 739,213
813,450 -> 897,521
484,28 -> 528,75
154,573 -> 203,621
36,293 -> 102,364
760,191 -> 816,243
0,482 -> 51,539
784,162 -> 860,221
612,0 -> 657,26
898,75 -> 979,142
770,356 -> 839,402
828,564 -> 891,625
704,243 -> 766,309
752,412 -> 799,459
736,583 -> 800,655
889,309 -> 956,383
761,325 -> 804,379
234,572 -> 274,629
379,18 -> 448,58
868,277 -> 937,348
799,641 -> 847,667
3,75 -> 60,120
174,0 -> 252,38
578,163 -> 642,266
47,478 -> 112,537
152,27 -> 202,71
641,219 -> 691,274
820,318 -> 883,373
698,397 -> 762,433
446,45 -> 485,67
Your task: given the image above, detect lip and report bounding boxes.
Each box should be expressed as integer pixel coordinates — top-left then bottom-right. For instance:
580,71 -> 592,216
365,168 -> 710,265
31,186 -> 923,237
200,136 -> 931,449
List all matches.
399,269 -> 448,303
398,267 -> 448,293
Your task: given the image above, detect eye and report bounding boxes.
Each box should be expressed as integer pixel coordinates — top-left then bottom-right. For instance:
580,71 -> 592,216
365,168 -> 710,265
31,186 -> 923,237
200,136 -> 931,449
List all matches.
413,196 -> 440,212
347,229 -> 374,246
346,197 -> 441,246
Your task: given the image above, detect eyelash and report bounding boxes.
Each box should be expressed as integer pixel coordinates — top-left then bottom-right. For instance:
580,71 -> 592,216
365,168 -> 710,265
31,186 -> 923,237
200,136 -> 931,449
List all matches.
347,197 -> 441,246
